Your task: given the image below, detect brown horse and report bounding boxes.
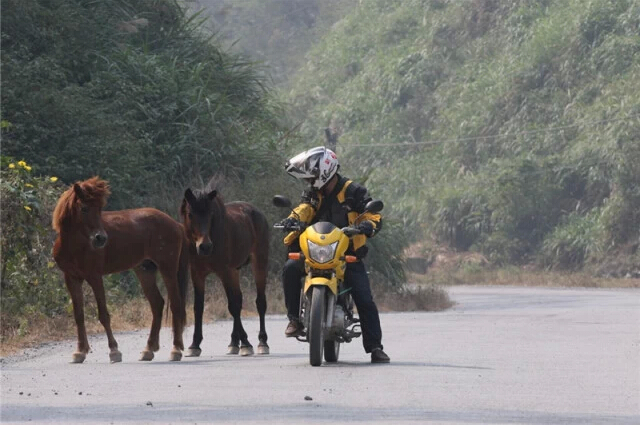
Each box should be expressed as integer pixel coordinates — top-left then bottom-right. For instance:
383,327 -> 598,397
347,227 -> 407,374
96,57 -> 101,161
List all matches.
52,177 -> 188,363
180,185 -> 270,357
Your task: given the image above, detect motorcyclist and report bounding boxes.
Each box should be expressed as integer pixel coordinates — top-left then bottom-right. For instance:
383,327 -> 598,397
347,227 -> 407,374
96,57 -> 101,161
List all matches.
279,146 -> 390,364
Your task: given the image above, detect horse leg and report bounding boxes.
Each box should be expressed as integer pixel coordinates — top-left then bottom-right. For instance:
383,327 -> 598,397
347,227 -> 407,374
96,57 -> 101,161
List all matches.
64,274 -> 90,363
186,268 -> 207,357
134,268 -> 164,361
220,268 -> 252,356
159,267 -> 185,361
252,252 -> 269,355
86,275 -> 121,363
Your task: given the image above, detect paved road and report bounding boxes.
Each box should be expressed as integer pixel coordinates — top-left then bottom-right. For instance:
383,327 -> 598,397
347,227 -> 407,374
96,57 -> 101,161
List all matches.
1,286 -> 639,424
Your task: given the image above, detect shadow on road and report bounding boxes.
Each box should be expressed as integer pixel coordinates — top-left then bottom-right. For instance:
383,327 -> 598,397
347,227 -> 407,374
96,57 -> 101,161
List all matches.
3,402 -> 637,424
322,361 -> 493,369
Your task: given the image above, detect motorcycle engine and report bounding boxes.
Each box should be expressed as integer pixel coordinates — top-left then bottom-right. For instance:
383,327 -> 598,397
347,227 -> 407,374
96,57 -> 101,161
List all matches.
333,304 -> 346,329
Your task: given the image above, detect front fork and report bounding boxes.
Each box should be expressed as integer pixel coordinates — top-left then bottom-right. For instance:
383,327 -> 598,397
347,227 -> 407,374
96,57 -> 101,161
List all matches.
297,285 -> 336,341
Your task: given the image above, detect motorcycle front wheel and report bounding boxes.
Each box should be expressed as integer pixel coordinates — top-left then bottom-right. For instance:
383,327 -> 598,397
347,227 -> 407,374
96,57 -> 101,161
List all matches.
308,286 -> 326,366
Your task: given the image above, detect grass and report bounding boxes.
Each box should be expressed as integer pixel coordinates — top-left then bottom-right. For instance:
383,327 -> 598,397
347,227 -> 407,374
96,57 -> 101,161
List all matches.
374,284 -> 454,312
0,275 -> 451,357
405,242 -> 640,289
409,267 -> 640,289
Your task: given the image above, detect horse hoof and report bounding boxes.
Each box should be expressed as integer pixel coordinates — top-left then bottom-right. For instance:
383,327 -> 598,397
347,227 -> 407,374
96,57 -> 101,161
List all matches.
109,350 -> 122,363
227,345 -> 240,355
185,348 -> 202,357
71,352 -> 86,364
240,346 -> 254,356
169,349 -> 182,362
257,344 -> 270,355
139,350 -> 154,361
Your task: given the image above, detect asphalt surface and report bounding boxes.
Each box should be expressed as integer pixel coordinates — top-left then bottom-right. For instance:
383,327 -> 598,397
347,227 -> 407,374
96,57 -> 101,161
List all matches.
1,286 -> 639,424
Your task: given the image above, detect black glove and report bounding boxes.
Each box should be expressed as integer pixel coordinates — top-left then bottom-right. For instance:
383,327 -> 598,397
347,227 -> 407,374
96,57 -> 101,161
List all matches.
357,221 -> 375,237
280,217 -> 298,230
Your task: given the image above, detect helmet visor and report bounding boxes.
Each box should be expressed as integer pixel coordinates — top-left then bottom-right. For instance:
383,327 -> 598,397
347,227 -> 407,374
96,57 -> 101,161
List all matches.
285,151 -> 323,180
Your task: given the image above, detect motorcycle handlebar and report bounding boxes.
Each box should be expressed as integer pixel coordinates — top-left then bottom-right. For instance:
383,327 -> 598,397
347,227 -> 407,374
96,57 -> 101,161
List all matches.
273,222 -> 305,232
274,221 -> 362,237
341,226 -> 362,237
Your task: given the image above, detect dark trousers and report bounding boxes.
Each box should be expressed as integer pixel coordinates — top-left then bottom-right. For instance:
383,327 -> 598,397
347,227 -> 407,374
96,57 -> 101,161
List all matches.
282,259 -> 383,353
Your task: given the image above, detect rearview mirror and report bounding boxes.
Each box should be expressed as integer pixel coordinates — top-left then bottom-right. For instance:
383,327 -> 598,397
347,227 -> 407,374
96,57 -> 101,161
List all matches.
364,200 -> 384,214
272,195 -> 292,209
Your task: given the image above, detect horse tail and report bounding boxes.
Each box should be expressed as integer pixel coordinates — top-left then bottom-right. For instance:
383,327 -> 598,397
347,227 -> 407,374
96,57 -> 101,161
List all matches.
161,237 -> 189,331
251,206 -> 270,244
250,206 -> 270,279
250,206 -> 269,344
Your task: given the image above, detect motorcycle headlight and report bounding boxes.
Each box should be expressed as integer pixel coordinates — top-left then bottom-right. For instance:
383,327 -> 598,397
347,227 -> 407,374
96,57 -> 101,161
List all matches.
307,240 -> 338,264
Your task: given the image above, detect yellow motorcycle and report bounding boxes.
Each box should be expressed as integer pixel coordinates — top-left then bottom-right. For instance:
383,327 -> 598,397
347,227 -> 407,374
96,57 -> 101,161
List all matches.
273,195 -> 383,366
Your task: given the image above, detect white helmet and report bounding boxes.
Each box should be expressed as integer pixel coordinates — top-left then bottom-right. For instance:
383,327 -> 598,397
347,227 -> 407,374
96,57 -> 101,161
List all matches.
285,146 -> 339,189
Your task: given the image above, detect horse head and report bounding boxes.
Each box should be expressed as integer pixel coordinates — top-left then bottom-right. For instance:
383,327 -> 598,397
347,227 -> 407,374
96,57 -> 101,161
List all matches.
181,188 -> 218,256
53,177 -> 110,250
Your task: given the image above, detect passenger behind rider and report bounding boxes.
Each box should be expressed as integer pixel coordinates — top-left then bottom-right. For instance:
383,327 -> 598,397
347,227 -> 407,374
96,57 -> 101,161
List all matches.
279,146 -> 390,364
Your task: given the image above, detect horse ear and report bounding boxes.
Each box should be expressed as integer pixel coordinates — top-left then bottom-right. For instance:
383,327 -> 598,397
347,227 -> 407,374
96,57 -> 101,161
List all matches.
184,188 -> 196,206
180,198 -> 188,218
73,183 -> 86,201
207,190 -> 217,201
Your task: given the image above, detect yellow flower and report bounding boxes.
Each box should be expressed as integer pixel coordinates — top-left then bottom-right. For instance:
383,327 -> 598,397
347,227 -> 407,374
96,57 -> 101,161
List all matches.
24,165 -> 32,171
47,261 -> 56,269
8,163 -> 15,169
50,176 -> 58,182
18,161 -> 26,167
25,183 -> 34,188
24,205 -> 32,211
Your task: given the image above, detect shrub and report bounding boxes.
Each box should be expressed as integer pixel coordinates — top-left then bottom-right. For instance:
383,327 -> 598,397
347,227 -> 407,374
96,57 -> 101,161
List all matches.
367,218 -> 407,287
477,231 -> 530,266
432,186 -> 490,251
540,209 -> 607,269
0,156 -> 67,336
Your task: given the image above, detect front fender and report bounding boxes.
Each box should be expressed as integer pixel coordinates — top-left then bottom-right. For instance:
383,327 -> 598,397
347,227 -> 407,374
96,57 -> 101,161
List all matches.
303,275 -> 338,295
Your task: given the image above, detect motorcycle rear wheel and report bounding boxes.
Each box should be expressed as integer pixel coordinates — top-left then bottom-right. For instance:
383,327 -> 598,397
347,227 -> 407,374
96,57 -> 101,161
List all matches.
324,340 -> 340,362
308,286 -> 326,366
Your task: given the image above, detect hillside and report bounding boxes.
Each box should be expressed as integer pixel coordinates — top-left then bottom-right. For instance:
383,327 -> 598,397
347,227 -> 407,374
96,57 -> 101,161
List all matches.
189,0 -> 357,85
286,0 -> 640,271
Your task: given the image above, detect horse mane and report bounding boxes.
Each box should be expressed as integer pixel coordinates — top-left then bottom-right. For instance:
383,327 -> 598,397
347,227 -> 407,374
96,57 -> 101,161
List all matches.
193,188 -> 225,210
180,174 -> 230,220
52,177 -> 111,233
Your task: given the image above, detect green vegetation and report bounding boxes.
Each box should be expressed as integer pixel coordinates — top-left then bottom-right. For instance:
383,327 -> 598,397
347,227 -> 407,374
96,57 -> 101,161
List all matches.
0,159 -> 67,336
288,0 -> 640,271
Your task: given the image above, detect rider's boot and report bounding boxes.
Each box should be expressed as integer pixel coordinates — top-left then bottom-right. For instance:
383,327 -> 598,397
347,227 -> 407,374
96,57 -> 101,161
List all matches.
371,347 -> 390,363
285,319 -> 304,337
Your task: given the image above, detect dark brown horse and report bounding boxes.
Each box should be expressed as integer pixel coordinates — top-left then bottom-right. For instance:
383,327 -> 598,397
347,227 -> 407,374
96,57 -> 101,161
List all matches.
52,177 -> 188,363
180,185 -> 270,356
